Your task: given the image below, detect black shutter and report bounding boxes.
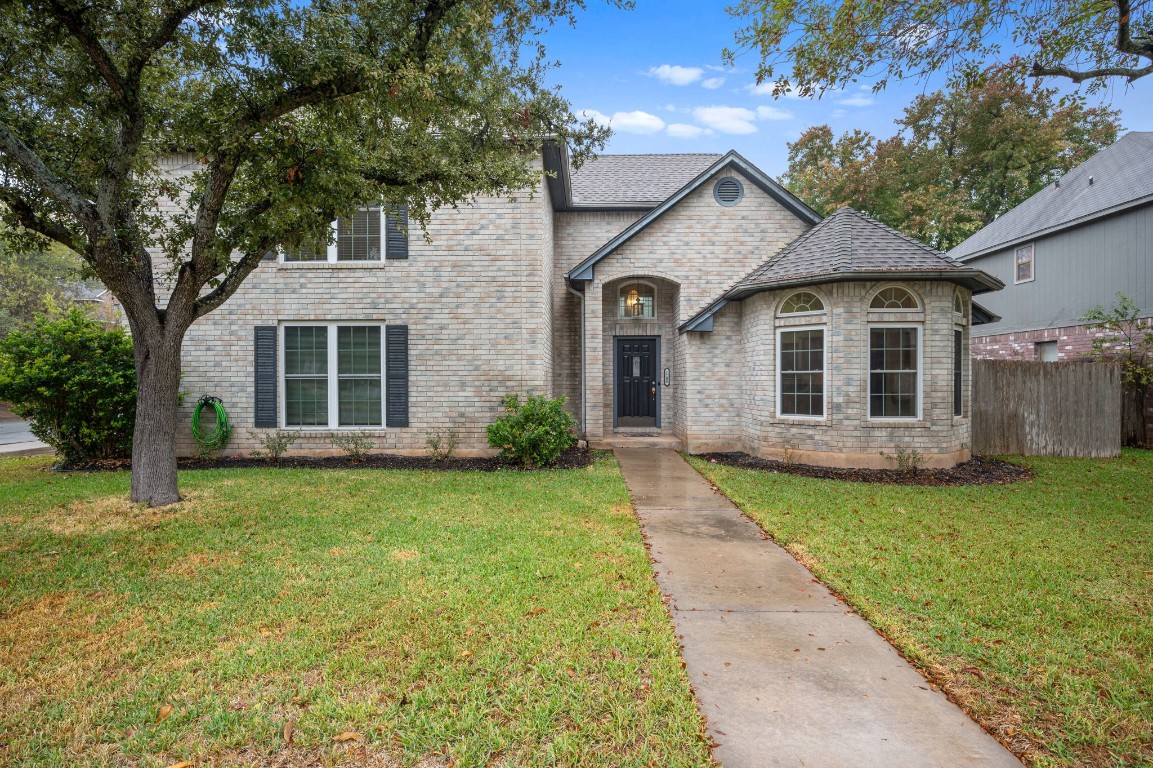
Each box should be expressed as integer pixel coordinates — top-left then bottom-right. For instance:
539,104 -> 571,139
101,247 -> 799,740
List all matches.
262,249 -> 276,261
254,326 -> 278,427
386,324 -> 409,427
385,204 -> 409,260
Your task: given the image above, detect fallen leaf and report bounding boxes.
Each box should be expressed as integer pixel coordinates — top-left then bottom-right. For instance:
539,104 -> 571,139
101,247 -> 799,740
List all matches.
525,608 -> 545,617
460,650 -> 473,659
333,732 -> 362,742
259,627 -> 272,637
610,647 -> 623,660
166,762 -> 194,768
283,719 -> 295,745
156,704 -> 173,723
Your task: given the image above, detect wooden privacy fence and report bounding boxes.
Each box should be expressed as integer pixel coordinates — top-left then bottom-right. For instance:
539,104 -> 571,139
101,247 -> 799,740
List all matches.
971,360 -> 1121,457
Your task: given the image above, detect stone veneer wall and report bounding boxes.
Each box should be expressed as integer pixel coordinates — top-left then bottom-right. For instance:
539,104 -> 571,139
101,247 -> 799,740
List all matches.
683,280 -> 973,468
176,159 -> 556,457
580,168 -> 811,442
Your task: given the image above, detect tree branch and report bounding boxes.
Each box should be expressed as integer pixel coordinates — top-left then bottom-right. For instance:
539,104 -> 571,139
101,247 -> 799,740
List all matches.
0,190 -> 85,254
0,120 -> 99,227
191,249 -> 267,319
1030,60 -> 1153,82
40,0 -> 133,111
127,0 -> 215,80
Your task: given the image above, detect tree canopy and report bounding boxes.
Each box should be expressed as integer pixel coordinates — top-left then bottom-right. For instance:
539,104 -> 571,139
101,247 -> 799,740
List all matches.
728,0 -> 1153,96
780,69 -> 1120,250
0,0 -> 614,505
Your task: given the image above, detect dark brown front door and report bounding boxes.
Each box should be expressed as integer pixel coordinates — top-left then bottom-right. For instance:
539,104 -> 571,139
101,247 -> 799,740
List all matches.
616,337 -> 659,427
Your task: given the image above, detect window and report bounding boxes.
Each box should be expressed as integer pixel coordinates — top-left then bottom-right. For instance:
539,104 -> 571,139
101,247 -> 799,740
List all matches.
619,282 -> 656,319
779,328 -> 825,417
953,329 -> 963,417
779,291 -> 825,315
1036,340 -> 1058,362
283,323 -> 383,427
282,207 -> 400,263
954,291 -> 965,315
869,327 -> 919,418
1014,243 -> 1034,283
869,286 -> 919,310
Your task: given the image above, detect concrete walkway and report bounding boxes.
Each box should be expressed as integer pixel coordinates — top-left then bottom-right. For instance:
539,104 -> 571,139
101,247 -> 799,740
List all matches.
616,448 -> 1020,768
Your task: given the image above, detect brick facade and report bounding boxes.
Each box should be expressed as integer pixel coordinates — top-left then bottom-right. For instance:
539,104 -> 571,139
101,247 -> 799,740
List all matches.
173,153 -> 983,467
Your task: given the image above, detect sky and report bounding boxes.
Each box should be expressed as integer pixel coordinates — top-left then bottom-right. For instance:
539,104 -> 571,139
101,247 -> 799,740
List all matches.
538,0 -> 1153,177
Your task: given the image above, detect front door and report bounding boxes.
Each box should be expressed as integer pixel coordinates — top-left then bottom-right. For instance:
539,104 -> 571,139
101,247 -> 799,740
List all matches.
615,337 -> 659,428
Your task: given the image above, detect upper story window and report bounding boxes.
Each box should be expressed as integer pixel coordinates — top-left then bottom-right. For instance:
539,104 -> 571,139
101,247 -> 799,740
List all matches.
1014,243 -> 1034,283
282,205 -> 408,263
619,282 -> 656,319
954,291 -> 964,315
869,286 -> 920,310
779,291 -> 825,315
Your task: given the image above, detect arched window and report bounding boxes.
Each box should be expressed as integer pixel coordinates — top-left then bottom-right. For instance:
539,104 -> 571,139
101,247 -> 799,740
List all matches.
778,291 -> 825,315
954,291 -> 965,315
619,281 -> 656,319
870,286 -> 919,310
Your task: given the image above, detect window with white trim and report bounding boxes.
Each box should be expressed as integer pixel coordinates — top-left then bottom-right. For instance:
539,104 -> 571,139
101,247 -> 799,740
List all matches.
869,326 -> 920,419
282,322 -> 383,427
869,286 -> 920,310
1014,243 -> 1034,283
778,291 -> 825,315
778,326 -> 825,417
283,207 -> 384,263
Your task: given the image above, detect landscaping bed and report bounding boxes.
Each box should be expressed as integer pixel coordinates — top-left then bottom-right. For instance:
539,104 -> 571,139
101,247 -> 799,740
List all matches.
689,450 -> 1153,768
0,453 -> 711,768
694,452 -> 1031,486
58,446 -> 593,473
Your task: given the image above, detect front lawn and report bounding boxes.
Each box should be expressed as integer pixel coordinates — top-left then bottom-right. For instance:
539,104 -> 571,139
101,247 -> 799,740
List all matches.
689,451 -> 1153,768
0,455 -> 712,768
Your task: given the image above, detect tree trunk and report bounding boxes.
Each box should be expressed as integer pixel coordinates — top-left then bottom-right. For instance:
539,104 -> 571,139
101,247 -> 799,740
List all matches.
130,329 -> 184,506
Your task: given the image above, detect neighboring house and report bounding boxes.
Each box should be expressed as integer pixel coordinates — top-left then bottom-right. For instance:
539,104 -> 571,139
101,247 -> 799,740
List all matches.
177,145 -> 1003,468
61,280 -> 124,327
950,131 -> 1153,362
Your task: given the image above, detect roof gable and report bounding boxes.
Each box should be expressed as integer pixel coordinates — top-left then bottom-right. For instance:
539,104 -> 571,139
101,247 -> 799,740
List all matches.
565,151 -> 820,282
950,131 -> 1153,260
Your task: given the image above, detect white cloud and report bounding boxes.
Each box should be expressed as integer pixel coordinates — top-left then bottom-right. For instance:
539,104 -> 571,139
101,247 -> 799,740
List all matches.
701,77 -> 725,90
692,106 -> 759,135
756,105 -> 793,121
667,123 -> 713,139
831,108 -> 847,119
580,108 -> 666,135
838,93 -> 875,107
648,64 -> 704,86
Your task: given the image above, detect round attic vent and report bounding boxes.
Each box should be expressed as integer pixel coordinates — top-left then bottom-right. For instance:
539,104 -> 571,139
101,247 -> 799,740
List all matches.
713,176 -> 744,206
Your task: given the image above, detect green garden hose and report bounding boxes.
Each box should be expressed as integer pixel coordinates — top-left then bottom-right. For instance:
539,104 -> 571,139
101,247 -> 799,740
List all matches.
192,395 -> 232,454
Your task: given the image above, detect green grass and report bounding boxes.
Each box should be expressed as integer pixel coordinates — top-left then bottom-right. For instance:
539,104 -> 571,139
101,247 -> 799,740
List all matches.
0,455 -> 712,768
689,451 -> 1153,768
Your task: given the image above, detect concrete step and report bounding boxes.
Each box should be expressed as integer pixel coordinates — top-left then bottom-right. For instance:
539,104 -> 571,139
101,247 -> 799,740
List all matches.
591,433 -> 682,450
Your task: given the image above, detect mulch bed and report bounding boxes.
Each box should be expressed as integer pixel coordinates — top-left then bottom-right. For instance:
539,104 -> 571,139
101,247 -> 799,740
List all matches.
695,452 -> 1032,486
56,446 -> 594,473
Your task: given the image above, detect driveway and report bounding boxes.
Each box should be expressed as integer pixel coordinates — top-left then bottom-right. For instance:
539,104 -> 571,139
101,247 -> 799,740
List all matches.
0,414 -> 51,455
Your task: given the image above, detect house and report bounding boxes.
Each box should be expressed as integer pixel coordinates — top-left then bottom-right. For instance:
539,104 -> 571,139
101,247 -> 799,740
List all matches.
950,131 -> 1153,363
177,145 -> 1003,468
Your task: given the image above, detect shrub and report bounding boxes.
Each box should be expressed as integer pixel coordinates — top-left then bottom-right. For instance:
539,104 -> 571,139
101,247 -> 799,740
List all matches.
426,429 -> 459,461
486,393 -> 578,468
332,431 -> 375,461
880,446 -> 926,474
0,308 -> 135,463
251,430 -> 299,463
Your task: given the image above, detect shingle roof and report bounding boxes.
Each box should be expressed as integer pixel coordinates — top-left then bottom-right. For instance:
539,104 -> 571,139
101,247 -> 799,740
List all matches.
680,208 -> 1003,332
736,207 -> 1000,290
950,131 -> 1153,260
568,153 -> 722,207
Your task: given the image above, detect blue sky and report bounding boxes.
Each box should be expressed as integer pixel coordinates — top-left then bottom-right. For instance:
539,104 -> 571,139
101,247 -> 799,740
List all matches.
540,0 -> 1153,176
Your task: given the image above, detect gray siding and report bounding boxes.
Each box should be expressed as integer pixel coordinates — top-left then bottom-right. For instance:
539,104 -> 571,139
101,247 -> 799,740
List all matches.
966,203 -> 1152,334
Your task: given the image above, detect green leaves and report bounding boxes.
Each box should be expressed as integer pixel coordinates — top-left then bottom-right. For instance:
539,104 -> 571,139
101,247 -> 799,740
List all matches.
728,0 -> 1153,96
780,68 -> 1119,250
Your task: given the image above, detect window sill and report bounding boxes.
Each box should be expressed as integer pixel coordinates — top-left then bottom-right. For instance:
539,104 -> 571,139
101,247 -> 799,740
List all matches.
774,416 -> 831,426
277,261 -> 389,269
862,419 -> 929,428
